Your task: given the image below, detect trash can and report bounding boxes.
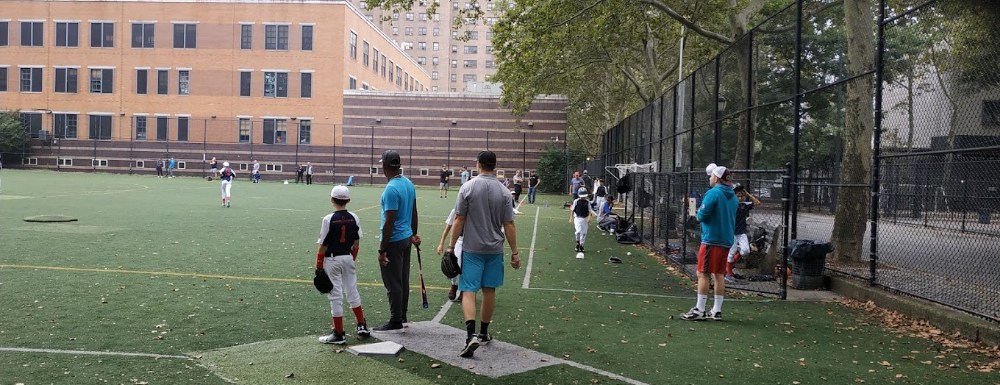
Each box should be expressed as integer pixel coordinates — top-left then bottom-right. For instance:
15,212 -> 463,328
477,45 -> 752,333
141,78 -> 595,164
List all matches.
789,240 -> 834,290
978,209 -> 991,224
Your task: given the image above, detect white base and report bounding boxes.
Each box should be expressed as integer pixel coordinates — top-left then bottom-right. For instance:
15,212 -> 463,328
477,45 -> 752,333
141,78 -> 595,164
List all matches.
347,341 -> 405,357
575,252 -> 585,259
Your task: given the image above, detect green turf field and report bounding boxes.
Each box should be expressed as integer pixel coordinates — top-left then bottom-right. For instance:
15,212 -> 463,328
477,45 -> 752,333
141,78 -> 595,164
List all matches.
1,170 -> 996,384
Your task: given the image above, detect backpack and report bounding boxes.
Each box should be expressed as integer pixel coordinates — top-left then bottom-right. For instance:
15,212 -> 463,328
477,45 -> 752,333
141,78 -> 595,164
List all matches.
222,168 -> 233,180
616,174 -> 632,193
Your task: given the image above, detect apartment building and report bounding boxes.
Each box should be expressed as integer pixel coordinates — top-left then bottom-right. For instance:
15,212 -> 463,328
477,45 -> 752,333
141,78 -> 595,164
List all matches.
1,0 -> 429,147
351,0 -> 501,93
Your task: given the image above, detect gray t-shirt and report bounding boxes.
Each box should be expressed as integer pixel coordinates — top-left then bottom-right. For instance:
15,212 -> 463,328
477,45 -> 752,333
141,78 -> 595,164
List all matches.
454,174 -> 515,254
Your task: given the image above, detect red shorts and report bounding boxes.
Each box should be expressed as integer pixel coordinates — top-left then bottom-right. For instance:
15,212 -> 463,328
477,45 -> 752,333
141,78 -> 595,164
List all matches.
697,244 -> 729,275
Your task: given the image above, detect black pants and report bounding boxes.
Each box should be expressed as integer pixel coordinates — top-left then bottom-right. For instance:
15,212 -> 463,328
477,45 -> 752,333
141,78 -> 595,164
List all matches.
379,238 -> 412,324
306,175 -> 312,184
296,173 -> 304,183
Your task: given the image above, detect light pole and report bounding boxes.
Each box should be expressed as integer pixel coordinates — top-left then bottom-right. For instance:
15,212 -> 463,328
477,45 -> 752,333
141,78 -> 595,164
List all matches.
715,96 -> 727,164
293,117 -> 299,169
370,125 -> 375,185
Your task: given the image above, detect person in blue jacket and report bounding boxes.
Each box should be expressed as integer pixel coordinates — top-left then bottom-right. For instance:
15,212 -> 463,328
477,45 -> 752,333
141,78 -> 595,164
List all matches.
682,163 -> 738,321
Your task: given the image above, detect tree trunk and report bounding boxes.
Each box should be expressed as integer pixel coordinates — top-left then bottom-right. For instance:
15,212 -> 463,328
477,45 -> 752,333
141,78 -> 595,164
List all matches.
830,0 -> 875,263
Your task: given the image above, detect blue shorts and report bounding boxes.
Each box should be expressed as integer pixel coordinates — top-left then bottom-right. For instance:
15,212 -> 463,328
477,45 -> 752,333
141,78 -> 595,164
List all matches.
459,252 -> 504,292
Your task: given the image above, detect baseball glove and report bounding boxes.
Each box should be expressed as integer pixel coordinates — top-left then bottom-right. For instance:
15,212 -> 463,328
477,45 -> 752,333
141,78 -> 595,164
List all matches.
441,250 -> 461,279
313,268 -> 333,294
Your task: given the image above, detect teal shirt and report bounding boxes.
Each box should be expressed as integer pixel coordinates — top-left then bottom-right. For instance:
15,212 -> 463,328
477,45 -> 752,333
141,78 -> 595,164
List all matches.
696,184 -> 738,247
380,176 -> 416,242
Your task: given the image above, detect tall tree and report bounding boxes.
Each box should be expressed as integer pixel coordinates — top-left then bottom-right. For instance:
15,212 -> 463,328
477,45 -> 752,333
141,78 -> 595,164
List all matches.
0,111 -> 30,165
829,0 -> 874,262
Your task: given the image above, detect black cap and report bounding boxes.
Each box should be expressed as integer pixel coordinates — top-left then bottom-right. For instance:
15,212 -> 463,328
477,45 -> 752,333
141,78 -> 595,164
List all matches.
477,150 -> 497,169
381,150 -> 401,167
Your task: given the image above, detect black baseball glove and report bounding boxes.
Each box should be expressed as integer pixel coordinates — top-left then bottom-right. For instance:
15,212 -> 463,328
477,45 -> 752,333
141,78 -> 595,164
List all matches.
441,250 -> 461,279
313,268 -> 333,294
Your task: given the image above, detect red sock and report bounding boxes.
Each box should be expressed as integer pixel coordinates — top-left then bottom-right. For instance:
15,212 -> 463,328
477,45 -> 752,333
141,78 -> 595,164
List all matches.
333,316 -> 344,333
352,306 -> 366,325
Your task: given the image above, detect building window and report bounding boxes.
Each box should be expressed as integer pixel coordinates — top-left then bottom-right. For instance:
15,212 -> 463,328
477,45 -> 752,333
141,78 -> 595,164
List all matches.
263,71 -> 288,98
432,42 -> 439,51
463,74 -> 476,82
362,41 -> 369,66
301,25 -> 313,51
92,159 -> 108,167
59,158 -> 73,166
90,68 -> 114,94
417,57 -> 426,65
177,116 -> 188,141
55,68 -> 78,93
238,118 -> 251,143
88,115 -> 112,140
0,22 -> 8,46
984,101 -> 1000,126
432,27 -> 440,36
431,71 -> 438,80
20,67 -> 43,93
20,113 -> 42,138
132,23 -> 154,48
91,22 -> 114,48
432,57 -> 439,65
405,27 -> 413,36
299,120 -> 311,144
264,24 -> 288,50
21,21 -> 43,46
240,71 -> 252,96
136,69 -> 148,94
157,70 -> 168,94
372,48 -> 379,72
464,45 -> 477,54
0,67 -> 7,92
381,55 -> 387,78
349,31 -> 357,60
396,66 -> 402,85
392,27 -> 399,36
388,61 -> 394,82
418,42 -> 426,51
135,116 -> 147,140
485,60 -> 495,69
156,116 -> 169,140
418,27 -> 426,36
467,31 -> 479,40
54,113 -> 78,139
178,70 -> 190,95
240,24 -> 252,49
172,23 -> 197,48
262,118 -> 287,144
300,72 -> 312,98
463,60 -> 477,68
349,76 -> 357,90
405,13 -> 414,21
56,22 -> 79,47
450,73 -> 457,82
450,59 -> 457,68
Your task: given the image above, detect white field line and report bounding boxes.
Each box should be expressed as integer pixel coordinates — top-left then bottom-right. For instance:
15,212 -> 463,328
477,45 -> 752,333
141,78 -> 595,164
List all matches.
431,296 -> 455,323
521,206 -> 541,289
561,360 -> 653,385
526,286 -> 781,302
0,347 -> 189,360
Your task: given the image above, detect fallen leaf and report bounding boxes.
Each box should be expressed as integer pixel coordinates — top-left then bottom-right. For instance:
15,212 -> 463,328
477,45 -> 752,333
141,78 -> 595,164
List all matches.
431,363 -> 441,369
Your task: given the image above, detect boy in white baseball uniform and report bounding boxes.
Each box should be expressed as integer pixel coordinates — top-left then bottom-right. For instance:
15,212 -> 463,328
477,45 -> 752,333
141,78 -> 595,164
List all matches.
437,208 -> 464,302
316,185 -> 371,344
569,187 -> 596,253
219,162 -> 235,207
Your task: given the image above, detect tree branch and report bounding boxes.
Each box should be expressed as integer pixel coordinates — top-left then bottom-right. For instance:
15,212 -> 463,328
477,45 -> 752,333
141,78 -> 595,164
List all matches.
639,0 -> 733,44
547,0 -> 609,29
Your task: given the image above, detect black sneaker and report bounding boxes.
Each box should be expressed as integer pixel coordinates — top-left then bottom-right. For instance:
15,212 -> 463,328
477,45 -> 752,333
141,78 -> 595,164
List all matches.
477,333 -> 493,345
356,323 -> 372,338
372,322 -> 404,332
710,311 -> 723,321
318,330 -> 347,345
459,336 -> 481,358
579,245 -> 585,253
680,307 -> 707,321
448,285 -> 458,301
575,244 -> 582,252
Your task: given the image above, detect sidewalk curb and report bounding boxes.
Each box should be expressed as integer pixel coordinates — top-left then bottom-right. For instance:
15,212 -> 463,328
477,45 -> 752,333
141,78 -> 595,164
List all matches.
829,275 -> 1000,346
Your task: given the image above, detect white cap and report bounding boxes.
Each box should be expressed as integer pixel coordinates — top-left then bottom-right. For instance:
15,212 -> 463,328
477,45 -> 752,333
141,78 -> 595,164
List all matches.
578,187 -> 589,197
712,166 -> 728,179
223,161 -> 230,167
705,163 -> 718,176
330,185 -> 350,199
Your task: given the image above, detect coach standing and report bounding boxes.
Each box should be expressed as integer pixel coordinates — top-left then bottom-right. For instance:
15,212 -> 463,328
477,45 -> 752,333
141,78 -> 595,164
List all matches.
446,150 -> 520,358
374,150 -> 420,332
681,163 -> 738,321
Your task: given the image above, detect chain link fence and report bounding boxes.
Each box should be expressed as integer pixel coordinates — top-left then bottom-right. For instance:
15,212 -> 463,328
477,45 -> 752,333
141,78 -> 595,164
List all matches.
593,0 -> 999,322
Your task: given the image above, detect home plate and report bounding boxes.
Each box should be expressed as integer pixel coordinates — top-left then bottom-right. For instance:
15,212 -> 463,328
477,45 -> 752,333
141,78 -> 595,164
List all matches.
347,341 -> 405,357
373,321 -> 562,378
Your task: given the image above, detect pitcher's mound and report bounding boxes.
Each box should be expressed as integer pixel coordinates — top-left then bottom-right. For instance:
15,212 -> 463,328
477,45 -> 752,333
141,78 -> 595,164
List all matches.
24,215 -> 78,223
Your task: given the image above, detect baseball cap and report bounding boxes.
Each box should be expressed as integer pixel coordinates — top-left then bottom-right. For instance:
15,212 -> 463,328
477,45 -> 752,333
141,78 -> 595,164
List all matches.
222,161 -> 229,167
705,163 -> 718,176
380,150 -> 401,167
578,187 -> 589,197
477,150 -> 497,169
712,166 -> 730,180
330,185 -> 351,199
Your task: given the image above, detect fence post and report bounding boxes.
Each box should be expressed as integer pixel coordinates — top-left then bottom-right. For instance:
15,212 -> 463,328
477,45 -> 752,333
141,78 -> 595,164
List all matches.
781,162 -> 792,300
961,179 -> 968,232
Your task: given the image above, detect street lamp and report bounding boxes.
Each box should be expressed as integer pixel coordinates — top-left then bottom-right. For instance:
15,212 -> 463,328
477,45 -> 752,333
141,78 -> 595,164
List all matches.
714,96 -> 727,163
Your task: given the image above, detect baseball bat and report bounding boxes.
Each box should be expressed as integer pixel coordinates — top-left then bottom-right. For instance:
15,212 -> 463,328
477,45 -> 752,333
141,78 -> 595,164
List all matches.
415,244 -> 429,309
